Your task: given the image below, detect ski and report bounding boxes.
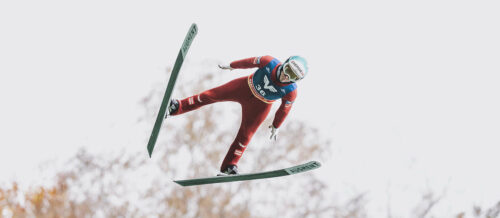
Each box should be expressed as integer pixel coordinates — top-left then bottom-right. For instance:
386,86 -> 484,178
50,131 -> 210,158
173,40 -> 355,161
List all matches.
174,161 -> 321,186
147,23 -> 198,158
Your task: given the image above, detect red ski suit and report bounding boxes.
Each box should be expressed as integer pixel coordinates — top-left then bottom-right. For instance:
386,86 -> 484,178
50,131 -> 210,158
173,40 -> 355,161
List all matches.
172,56 -> 297,171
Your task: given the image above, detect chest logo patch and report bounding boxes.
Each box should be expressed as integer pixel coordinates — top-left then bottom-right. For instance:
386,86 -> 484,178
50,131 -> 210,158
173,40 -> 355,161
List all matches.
263,76 -> 278,93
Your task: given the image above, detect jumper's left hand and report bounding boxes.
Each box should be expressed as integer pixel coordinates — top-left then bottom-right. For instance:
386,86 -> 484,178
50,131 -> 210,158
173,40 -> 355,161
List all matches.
269,125 -> 279,141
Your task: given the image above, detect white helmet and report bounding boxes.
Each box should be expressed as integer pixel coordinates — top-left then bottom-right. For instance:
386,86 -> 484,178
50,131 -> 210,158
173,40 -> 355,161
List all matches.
282,56 -> 308,82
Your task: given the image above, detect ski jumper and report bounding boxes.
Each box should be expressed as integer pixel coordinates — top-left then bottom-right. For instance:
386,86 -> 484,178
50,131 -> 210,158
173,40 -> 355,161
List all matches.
171,56 -> 298,171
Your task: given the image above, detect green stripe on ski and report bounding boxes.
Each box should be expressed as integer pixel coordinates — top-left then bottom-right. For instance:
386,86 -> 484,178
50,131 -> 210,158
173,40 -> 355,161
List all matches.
174,161 -> 321,186
147,23 -> 198,158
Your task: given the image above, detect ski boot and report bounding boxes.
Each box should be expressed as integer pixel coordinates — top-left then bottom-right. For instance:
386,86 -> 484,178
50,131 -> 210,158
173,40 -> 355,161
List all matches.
217,165 -> 239,176
164,99 -> 179,118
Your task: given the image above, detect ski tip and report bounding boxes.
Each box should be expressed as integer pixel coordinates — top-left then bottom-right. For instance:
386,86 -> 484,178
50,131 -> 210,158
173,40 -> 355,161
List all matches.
189,23 -> 198,34
311,160 -> 322,167
284,160 -> 322,175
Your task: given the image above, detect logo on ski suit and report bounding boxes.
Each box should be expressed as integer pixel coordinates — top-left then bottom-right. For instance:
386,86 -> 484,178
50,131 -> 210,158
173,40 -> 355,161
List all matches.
249,58 -> 296,103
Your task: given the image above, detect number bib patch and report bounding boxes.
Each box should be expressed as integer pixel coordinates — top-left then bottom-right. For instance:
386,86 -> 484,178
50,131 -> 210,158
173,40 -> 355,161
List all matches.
248,58 -> 297,103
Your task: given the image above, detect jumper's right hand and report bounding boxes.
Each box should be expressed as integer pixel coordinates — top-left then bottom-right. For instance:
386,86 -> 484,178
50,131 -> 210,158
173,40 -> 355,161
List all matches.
218,64 -> 234,70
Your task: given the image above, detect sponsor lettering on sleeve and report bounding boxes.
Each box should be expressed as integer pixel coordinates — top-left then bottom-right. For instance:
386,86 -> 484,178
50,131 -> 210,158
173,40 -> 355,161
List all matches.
253,56 -> 261,65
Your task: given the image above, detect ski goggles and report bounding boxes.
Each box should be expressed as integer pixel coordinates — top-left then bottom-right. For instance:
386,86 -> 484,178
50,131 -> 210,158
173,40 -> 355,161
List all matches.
283,63 -> 300,82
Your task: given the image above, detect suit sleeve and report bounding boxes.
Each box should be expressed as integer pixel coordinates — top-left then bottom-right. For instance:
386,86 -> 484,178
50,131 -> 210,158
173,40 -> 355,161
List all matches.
272,89 -> 297,128
229,55 -> 274,69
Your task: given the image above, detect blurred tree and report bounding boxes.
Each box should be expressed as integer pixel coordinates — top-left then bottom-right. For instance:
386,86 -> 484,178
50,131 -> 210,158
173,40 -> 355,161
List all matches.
0,61 -> 335,218
1,61 -> 498,218
412,187 -> 446,218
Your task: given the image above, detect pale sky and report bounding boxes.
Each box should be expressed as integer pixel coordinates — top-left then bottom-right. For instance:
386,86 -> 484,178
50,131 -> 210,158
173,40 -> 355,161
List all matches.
1,0 -> 499,216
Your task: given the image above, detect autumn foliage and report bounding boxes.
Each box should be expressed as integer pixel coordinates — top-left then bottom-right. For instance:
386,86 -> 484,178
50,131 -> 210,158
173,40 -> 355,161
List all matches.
1,62 -> 498,218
